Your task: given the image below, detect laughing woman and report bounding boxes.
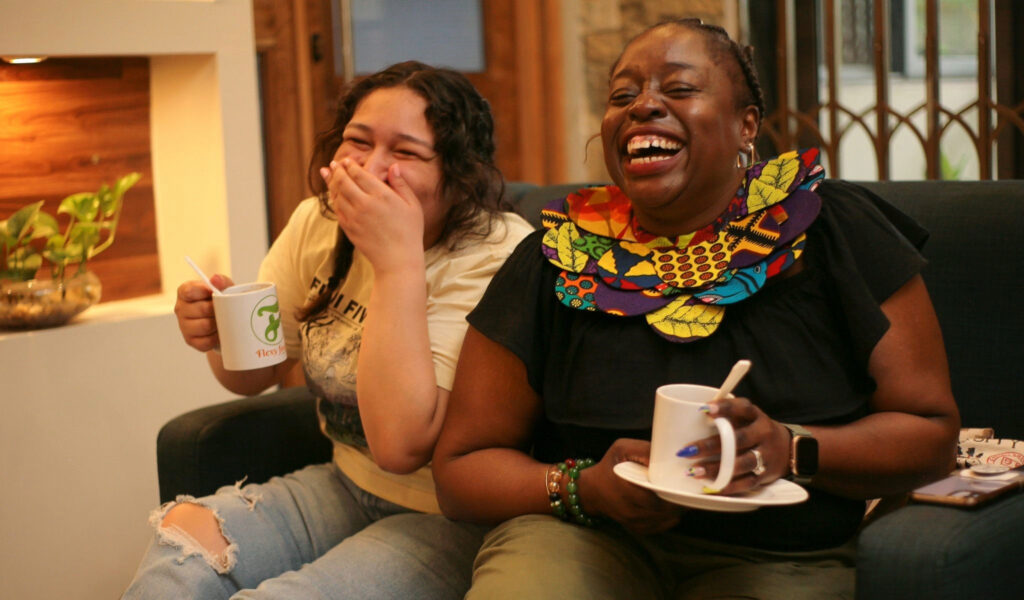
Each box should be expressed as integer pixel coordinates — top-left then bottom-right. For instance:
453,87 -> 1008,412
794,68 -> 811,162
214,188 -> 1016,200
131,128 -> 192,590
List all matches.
431,20 -> 959,600
123,62 -> 532,599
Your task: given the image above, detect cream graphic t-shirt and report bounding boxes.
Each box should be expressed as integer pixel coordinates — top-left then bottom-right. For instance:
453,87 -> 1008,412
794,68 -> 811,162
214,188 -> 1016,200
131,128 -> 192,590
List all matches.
259,197 -> 533,512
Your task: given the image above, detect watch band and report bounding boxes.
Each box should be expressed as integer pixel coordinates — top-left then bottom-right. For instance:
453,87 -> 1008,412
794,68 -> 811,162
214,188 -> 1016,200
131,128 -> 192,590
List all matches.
781,423 -> 818,484
782,422 -> 812,437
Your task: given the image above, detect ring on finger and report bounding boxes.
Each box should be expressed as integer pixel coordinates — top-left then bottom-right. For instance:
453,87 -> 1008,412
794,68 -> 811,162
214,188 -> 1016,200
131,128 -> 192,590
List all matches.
750,448 -> 766,476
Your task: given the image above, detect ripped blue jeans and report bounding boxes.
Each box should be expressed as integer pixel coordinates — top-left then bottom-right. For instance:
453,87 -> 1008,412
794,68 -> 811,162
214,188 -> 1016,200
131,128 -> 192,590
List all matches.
121,463 -> 487,599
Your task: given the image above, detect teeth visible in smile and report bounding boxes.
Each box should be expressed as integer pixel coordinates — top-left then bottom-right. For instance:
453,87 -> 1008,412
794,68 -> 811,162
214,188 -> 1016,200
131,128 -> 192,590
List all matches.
629,155 -> 670,165
626,135 -> 683,155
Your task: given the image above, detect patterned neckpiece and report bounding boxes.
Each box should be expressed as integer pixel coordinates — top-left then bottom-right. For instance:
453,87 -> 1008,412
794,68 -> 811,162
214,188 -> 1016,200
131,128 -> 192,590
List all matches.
539,148 -> 825,342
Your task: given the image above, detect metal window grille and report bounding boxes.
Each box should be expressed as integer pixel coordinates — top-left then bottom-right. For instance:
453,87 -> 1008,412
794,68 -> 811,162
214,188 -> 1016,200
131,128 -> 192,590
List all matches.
750,0 -> 1024,180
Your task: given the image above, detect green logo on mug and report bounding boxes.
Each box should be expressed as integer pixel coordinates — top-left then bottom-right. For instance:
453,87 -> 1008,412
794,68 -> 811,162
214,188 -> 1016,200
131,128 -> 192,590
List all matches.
250,294 -> 282,345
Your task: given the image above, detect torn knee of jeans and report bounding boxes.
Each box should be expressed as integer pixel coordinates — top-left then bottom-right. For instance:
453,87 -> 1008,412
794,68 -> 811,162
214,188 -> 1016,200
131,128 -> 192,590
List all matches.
149,497 -> 239,574
232,476 -> 261,510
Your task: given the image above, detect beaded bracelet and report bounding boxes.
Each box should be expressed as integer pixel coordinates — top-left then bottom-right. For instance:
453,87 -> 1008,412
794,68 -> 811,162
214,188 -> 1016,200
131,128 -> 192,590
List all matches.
546,458 -> 597,526
545,464 -> 566,519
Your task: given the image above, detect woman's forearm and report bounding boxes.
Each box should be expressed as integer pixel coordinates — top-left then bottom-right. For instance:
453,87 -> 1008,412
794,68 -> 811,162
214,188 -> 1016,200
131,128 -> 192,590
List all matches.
433,326 -> 555,521
809,410 -> 958,498
206,352 -> 295,396
809,274 -> 961,499
434,448 -> 551,523
356,264 -> 445,473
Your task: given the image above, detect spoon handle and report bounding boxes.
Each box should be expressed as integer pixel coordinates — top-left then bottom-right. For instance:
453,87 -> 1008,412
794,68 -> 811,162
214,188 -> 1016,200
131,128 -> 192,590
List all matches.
185,255 -> 223,296
712,359 -> 752,402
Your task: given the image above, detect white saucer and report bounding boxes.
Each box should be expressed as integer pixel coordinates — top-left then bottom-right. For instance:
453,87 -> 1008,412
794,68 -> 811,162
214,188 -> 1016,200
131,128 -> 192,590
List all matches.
613,461 -> 809,513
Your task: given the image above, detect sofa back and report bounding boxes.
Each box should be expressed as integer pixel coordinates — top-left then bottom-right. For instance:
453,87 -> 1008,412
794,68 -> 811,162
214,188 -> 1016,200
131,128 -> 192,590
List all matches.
504,180 -> 1024,440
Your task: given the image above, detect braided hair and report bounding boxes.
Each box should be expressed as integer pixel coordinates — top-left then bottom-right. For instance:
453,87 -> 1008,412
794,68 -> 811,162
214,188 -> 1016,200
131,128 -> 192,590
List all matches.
613,18 -> 767,133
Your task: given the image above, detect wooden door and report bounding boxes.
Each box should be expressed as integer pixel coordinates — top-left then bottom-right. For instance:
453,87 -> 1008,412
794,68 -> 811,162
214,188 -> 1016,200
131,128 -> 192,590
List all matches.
253,0 -> 564,241
253,0 -> 339,241
465,0 -> 565,186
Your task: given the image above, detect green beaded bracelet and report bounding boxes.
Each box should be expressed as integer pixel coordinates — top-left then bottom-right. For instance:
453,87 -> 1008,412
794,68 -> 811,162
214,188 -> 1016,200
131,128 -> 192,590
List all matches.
552,458 -> 597,527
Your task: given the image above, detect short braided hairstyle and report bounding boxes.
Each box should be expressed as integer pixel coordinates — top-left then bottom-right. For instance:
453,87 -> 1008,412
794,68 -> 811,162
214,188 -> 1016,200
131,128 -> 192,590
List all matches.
613,18 -> 766,133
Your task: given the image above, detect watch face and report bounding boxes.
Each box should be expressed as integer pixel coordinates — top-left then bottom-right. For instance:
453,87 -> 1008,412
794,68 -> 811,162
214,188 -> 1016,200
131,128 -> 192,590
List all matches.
793,436 -> 818,476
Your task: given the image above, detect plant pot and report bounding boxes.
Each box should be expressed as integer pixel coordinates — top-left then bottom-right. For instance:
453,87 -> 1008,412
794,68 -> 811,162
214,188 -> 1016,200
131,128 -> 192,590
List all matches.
0,271 -> 102,330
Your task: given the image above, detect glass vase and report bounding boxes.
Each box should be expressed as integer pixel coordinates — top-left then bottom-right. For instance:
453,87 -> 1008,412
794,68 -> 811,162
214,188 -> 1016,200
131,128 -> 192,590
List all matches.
0,270 -> 102,330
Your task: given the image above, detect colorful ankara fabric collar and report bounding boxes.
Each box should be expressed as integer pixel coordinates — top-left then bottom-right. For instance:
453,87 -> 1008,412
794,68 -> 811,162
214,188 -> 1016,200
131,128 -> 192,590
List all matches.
540,148 -> 825,343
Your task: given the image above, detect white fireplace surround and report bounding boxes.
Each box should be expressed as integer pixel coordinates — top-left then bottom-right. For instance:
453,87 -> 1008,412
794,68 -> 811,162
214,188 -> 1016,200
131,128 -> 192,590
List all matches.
0,2 -> 269,598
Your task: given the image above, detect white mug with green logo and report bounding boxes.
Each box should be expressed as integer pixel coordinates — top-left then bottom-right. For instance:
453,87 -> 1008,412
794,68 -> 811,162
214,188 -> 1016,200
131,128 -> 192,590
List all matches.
212,282 -> 287,370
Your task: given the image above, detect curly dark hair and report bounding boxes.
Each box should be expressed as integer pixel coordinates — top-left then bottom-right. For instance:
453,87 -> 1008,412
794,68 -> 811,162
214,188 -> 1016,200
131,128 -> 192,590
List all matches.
611,19 -> 766,134
298,61 -> 505,321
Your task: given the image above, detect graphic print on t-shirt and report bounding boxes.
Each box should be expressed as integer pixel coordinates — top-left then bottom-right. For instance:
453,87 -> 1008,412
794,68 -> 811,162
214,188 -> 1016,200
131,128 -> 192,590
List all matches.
301,281 -> 369,407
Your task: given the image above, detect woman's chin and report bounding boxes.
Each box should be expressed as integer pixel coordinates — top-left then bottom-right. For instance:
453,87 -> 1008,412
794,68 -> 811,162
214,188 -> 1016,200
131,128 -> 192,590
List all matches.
619,175 -> 686,208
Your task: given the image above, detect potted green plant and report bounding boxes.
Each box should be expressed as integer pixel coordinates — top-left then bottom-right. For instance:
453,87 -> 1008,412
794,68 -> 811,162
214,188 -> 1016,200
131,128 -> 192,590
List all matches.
0,172 -> 141,329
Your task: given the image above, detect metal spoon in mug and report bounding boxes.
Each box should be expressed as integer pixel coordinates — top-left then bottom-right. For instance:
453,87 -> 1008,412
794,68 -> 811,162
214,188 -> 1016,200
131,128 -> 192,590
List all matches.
711,359 -> 752,403
185,255 -> 224,296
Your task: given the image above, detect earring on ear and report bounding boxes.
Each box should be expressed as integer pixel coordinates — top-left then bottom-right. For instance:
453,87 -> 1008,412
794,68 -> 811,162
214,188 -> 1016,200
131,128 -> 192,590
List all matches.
736,142 -> 757,169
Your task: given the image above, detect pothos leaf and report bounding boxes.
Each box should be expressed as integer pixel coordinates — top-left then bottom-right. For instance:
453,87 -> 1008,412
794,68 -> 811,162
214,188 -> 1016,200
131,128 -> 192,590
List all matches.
68,222 -> 101,254
58,192 -> 100,222
114,172 -> 142,198
29,212 -> 59,239
96,184 -> 117,218
6,201 -> 44,240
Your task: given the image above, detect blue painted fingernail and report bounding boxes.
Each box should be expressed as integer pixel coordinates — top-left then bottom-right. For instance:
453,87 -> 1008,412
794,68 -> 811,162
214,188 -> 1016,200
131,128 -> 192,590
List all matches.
676,445 -> 699,457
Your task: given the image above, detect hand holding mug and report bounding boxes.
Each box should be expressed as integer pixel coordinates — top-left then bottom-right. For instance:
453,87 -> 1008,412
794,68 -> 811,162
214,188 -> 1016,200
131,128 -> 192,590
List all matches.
175,273 -> 234,352
175,275 -> 286,371
211,282 -> 287,371
649,384 -> 740,495
681,396 -> 792,495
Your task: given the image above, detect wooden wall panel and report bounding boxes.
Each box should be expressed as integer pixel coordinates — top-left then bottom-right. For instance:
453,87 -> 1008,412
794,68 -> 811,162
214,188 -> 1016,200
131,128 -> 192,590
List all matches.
255,0 -> 340,241
255,0 -> 311,241
0,57 -> 160,303
466,0 -> 523,181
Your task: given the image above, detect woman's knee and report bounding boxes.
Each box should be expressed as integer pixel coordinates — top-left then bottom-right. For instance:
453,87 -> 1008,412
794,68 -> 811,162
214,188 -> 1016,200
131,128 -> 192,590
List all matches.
156,501 -> 234,573
468,515 -> 661,600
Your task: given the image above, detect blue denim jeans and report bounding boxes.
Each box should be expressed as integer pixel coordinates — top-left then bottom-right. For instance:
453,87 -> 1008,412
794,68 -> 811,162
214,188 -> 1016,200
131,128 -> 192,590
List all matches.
122,463 -> 487,599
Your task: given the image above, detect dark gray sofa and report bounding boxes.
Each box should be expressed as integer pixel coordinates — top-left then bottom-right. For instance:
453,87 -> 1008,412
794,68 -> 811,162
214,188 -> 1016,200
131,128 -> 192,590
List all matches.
157,179 -> 1024,599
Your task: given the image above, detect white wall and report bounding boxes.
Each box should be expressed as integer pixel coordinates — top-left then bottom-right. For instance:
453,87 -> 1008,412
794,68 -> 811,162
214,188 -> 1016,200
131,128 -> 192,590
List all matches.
0,300 -> 232,599
0,1 -> 267,598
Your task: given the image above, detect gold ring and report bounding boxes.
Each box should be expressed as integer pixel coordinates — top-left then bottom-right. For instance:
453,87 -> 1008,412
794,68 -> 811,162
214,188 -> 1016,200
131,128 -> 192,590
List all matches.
750,448 -> 766,476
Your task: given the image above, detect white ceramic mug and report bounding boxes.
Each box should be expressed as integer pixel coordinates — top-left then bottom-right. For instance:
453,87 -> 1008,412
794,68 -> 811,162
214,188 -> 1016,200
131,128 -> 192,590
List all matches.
648,383 -> 737,494
212,282 -> 287,371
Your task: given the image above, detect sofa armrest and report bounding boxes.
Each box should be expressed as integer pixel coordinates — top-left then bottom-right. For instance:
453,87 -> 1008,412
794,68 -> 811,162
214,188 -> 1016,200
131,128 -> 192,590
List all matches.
856,492 -> 1024,599
156,386 -> 333,503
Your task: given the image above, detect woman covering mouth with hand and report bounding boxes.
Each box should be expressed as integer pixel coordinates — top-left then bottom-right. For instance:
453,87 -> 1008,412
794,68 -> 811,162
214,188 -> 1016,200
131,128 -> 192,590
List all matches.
431,19 -> 958,600
123,61 -> 533,600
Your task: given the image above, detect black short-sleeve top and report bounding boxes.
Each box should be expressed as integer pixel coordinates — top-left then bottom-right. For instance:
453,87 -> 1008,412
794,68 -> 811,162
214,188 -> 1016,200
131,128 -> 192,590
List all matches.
467,179 -> 928,551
